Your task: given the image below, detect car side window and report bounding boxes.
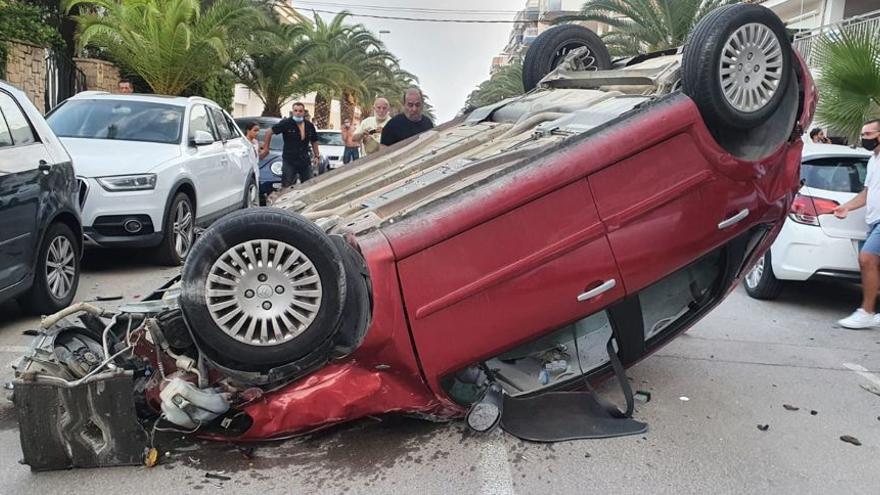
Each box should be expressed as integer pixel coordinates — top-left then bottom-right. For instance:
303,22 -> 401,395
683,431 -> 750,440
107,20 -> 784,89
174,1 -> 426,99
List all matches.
188,105 -> 214,141
0,91 -> 37,146
0,110 -> 12,148
223,112 -> 242,139
210,107 -> 232,141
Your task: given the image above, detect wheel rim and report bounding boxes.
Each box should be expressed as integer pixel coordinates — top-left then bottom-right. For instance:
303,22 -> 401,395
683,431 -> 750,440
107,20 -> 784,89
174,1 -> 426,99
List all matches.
745,255 -> 765,289
719,23 -> 784,113
205,239 -> 323,347
46,235 -> 75,300
552,42 -> 599,72
172,200 -> 194,259
248,184 -> 259,207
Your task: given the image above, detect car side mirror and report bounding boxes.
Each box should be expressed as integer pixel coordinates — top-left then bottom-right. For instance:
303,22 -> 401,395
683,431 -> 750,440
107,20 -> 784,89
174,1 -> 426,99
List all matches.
190,130 -> 214,146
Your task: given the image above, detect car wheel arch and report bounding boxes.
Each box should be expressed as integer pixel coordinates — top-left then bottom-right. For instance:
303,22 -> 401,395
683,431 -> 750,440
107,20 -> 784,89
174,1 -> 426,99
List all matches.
162,179 -> 198,229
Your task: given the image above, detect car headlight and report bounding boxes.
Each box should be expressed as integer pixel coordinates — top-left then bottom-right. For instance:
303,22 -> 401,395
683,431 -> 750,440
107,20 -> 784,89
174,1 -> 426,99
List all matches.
96,174 -> 157,191
270,161 -> 283,177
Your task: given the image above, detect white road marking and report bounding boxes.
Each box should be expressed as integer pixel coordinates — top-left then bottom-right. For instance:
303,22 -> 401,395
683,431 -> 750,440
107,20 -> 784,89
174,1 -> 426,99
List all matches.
842,363 -> 880,390
478,435 -> 515,495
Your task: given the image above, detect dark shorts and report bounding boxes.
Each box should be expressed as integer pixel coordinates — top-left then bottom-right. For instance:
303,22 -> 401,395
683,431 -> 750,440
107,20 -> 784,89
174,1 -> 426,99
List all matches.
282,156 -> 312,188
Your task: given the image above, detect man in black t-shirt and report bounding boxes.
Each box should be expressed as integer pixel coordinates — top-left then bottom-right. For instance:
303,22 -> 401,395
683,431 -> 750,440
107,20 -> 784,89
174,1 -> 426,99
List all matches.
380,87 -> 434,148
261,102 -> 320,187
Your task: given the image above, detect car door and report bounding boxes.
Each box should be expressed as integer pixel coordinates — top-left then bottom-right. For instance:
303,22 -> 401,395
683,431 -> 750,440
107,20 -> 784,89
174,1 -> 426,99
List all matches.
210,107 -> 250,207
0,90 -> 55,292
397,179 -> 625,382
589,133 -> 759,294
184,104 -> 227,220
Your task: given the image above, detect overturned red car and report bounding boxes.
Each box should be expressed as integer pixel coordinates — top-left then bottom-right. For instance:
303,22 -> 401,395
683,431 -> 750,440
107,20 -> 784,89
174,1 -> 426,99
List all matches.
13,4 -> 816,470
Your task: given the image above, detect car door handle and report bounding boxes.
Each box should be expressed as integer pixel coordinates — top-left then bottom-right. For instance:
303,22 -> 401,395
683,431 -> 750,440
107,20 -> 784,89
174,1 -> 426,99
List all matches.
718,208 -> 749,230
577,279 -> 617,302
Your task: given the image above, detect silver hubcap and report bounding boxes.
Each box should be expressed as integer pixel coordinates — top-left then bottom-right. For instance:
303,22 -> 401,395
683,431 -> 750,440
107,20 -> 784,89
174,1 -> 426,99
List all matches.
746,255 -> 765,289
719,23 -> 783,113
46,235 -> 75,299
172,200 -> 194,259
248,184 -> 259,207
205,239 -> 323,346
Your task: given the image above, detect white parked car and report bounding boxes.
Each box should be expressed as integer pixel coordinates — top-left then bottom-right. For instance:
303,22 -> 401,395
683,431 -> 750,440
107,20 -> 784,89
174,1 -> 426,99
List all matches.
317,129 -> 345,169
47,93 -> 259,265
744,141 -> 873,299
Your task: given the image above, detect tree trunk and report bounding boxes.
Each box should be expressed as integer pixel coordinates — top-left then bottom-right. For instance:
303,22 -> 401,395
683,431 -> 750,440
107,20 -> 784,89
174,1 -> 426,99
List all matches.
340,90 -> 356,124
262,100 -> 282,117
313,92 -> 331,129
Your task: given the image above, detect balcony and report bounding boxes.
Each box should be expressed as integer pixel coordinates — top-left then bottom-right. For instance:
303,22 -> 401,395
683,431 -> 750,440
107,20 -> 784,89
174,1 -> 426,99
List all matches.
792,8 -> 880,67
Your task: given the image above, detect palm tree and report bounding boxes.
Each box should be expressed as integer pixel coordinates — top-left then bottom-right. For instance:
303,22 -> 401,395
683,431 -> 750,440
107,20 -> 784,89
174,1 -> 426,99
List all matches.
64,0 -> 262,95
813,25 -> 880,142
565,0 -> 737,56
229,22 -> 347,116
465,61 -> 524,110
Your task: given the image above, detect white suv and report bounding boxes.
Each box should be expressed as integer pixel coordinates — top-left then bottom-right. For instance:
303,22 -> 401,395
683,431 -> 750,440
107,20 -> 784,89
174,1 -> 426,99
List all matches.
47,93 -> 259,265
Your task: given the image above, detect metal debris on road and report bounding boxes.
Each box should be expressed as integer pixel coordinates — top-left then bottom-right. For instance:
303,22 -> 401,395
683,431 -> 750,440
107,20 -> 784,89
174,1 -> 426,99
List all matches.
679,396 -> 690,402
782,404 -> 799,411
757,424 -> 770,431
205,472 -> 233,481
840,435 -> 861,446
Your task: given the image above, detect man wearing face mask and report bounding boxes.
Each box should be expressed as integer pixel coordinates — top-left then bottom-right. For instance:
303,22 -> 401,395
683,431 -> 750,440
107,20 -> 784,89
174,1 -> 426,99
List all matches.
380,88 -> 434,148
834,118 -> 880,329
261,102 -> 320,187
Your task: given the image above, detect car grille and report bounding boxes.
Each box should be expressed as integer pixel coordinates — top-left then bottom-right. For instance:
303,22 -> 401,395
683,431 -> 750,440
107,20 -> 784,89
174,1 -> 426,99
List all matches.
329,156 -> 340,161
77,177 -> 88,210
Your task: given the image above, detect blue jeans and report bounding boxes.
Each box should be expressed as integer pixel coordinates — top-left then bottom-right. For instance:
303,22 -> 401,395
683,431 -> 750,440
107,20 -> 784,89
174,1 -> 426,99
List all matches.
861,222 -> 880,255
343,147 -> 360,164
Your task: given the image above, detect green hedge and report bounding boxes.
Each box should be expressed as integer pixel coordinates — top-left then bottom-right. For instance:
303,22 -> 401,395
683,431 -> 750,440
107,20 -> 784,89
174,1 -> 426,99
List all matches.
0,0 -> 63,78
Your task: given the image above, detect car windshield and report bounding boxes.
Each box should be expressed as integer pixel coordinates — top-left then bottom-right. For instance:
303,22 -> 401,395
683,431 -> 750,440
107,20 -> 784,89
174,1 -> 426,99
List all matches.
48,100 -> 184,144
801,157 -> 869,193
257,129 -> 284,151
317,132 -> 343,146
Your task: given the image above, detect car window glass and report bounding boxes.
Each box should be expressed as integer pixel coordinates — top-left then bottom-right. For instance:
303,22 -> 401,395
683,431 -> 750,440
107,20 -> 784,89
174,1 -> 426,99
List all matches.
210,107 -> 232,141
0,111 -> 12,148
224,113 -> 242,139
639,250 -> 723,342
257,129 -> 284,151
448,310 -> 614,399
316,132 -> 343,146
188,105 -> 214,141
47,99 -> 183,144
801,157 -> 869,193
0,92 -> 37,145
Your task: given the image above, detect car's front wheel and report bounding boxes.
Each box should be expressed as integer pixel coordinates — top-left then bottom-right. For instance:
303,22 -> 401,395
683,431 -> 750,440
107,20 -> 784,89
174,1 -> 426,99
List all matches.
744,251 -> 784,300
154,192 -> 195,266
20,222 -> 80,314
244,175 -> 259,209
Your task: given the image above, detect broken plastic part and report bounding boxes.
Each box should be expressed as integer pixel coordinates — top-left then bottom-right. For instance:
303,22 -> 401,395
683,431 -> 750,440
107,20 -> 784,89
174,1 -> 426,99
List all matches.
159,378 -> 230,429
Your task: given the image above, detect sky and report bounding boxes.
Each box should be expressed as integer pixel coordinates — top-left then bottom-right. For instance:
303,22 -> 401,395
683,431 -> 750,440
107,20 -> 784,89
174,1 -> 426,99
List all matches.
297,1 -> 520,123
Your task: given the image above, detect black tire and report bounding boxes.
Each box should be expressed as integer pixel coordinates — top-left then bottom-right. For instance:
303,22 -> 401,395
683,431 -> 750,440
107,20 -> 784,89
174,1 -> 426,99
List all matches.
243,175 -> 259,209
522,24 -> 612,92
19,222 -> 80,315
154,192 -> 195,266
179,208 -> 347,372
682,4 -> 792,130
743,251 -> 784,300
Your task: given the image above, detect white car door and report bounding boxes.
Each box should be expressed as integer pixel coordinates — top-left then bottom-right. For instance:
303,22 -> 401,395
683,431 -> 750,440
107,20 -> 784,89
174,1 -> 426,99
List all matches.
212,108 -> 254,208
184,104 -> 227,219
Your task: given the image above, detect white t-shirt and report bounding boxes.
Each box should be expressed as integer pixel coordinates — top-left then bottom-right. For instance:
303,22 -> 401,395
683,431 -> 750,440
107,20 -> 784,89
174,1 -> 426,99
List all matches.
864,153 -> 880,225
356,115 -> 389,155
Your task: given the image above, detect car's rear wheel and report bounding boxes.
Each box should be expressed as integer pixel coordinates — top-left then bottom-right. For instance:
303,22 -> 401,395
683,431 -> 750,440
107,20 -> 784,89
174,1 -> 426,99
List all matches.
20,222 -> 80,314
682,4 -> 793,131
154,192 -> 195,266
522,24 -> 612,92
179,208 -> 347,372
744,251 -> 784,300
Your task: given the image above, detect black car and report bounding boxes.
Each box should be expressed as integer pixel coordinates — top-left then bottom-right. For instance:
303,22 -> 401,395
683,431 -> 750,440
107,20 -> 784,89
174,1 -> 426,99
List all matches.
0,81 -> 82,314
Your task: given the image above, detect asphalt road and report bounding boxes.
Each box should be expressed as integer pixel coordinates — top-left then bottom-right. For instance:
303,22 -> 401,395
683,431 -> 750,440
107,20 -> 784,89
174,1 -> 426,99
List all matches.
1,252 -> 879,494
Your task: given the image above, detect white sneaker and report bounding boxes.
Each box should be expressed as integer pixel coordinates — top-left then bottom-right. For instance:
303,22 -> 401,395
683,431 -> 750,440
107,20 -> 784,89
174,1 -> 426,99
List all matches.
838,309 -> 878,329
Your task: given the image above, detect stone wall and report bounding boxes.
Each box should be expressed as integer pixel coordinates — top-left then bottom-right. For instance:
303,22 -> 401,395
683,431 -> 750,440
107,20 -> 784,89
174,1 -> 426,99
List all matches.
3,41 -> 46,113
74,57 -> 121,93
